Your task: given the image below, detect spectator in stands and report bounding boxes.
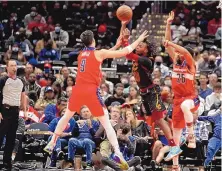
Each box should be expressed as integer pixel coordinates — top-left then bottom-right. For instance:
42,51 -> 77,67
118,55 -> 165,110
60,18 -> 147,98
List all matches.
154,56 -> 169,78
105,83 -> 125,110
35,31 -> 57,55
209,54 -> 221,77
0,1 -> 10,21
125,86 -> 141,111
42,97 -> 67,124
198,112 -> 221,167
205,82 -> 221,111
123,75 -> 137,96
153,78 -> 161,86
163,75 -> 172,87
66,86 -> 72,98
171,16 -> 187,43
38,39 -> 59,61
101,124 -> 141,171
208,73 -> 218,90
153,68 -> 164,85
24,7 -> 46,28
161,86 -> 173,112
101,71 -> 114,94
25,73 -> 41,96
24,63 -> 34,82
185,19 -> 202,40
50,23 -> 69,49
199,73 -> 213,100
207,10 -> 221,35
198,51 -> 209,72
182,111 -> 209,155
17,32 -> 31,58
215,27 -> 221,48
63,75 -> 75,91
35,86 -> 57,111
27,14 -> 46,33
3,43 -> 26,65
44,16 -> 55,32
48,107 -> 75,168
172,2 -> 190,22
29,26 -> 43,46
194,86 -> 205,116
100,83 -> 112,102
64,106 -> 99,169
195,10 -> 208,35
52,81 -> 66,99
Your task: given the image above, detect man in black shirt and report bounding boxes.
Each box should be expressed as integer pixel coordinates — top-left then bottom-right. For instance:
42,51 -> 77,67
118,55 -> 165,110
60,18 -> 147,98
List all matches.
121,25 -> 181,160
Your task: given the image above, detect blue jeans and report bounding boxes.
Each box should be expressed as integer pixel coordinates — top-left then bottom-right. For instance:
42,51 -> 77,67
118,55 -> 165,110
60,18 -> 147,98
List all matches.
204,136 -> 221,166
48,136 -> 68,152
68,138 -> 95,163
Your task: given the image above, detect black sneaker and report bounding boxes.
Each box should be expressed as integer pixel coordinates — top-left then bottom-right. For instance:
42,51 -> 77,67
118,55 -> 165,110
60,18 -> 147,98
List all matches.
150,160 -> 156,170
57,151 -> 65,160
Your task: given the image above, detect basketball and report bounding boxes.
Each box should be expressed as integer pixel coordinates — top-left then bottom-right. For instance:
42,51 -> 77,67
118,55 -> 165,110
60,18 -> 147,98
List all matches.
116,5 -> 133,21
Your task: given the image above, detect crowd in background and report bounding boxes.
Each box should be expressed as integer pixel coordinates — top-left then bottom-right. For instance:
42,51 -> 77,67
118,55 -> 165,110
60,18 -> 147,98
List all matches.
0,1 -> 221,170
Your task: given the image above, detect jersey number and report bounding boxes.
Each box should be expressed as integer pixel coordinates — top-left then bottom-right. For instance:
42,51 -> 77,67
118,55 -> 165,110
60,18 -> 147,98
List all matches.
80,59 -> 86,72
177,73 -> 186,83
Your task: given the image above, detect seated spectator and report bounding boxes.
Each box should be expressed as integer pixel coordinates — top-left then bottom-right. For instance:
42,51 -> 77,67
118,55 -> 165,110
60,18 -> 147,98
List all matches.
101,124 -> 141,171
50,23 -> 69,49
215,27 -> 221,48
105,83 -> 125,110
154,56 -> 169,78
171,16 -> 187,43
27,14 -> 46,33
172,2 -> 190,22
48,107 -> 76,168
123,75 -> 137,96
4,43 -> 26,65
24,7 -> 46,28
185,19 -> 202,41
56,66 -> 70,85
66,86 -> 72,98
101,71 -> 114,94
199,73 -> 213,100
63,75 -> 75,91
24,63 -> 34,82
39,74 -> 56,99
198,51 -> 209,72
42,97 -> 67,124
163,75 -> 172,87
153,78 -> 161,86
100,83 -> 112,102
38,39 -> 59,61
52,81 -> 66,99
198,112 -> 221,167
153,68 -> 164,85
17,32 -> 32,58
29,26 -> 43,46
125,86 -> 141,104
63,106 -> 99,169
208,73 -> 218,90
194,86 -> 205,116
35,31 -> 57,55
195,10 -> 208,35
35,86 -> 57,111
208,54 -> 221,77
207,10 -> 221,35
44,16 -> 55,32
25,73 -> 41,96
206,82 -> 221,111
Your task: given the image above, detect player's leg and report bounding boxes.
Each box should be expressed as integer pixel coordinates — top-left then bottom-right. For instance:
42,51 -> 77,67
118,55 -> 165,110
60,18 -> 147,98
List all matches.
97,108 -> 129,170
44,108 -> 76,154
180,99 -> 196,148
171,128 -> 183,171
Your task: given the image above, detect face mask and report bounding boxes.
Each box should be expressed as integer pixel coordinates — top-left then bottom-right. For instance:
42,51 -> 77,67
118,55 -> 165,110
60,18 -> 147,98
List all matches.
12,47 -> 19,52
208,60 -> 215,68
164,80 -> 172,86
30,12 -> 36,17
55,27 -> 61,33
156,62 -> 161,66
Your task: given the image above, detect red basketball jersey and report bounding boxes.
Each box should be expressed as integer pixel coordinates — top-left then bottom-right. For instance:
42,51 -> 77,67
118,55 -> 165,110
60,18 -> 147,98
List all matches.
172,60 -> 196,98
75,49 -> 102,87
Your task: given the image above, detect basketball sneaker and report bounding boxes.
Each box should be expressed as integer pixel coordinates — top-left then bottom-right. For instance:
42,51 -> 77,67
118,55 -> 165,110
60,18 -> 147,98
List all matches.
44,142 -> 55,155
110,153 -> 129,170
164,146 -> 182,161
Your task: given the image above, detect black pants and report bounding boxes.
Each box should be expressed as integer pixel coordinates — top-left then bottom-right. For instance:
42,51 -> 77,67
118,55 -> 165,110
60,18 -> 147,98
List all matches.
0,106 -> 19,165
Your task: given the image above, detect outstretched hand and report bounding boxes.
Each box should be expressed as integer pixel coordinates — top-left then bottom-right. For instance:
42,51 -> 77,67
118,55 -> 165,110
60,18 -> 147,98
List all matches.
121,20 -> 130,26
115,35 -> 123,47
138,30 -> 149,42
167,11 -> 174,25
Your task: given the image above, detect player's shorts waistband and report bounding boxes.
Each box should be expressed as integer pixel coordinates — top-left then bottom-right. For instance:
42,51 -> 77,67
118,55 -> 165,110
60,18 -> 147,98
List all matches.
140,84 -> 155,93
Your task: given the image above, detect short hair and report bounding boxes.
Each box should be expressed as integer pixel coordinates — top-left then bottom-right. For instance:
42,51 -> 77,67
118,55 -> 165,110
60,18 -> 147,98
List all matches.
214,82 -> 221,89
115,83 -> 124,89
6,59 -> 16,66
199,72 -> 208,79
57,97 -> 67,105
80,30 -> 94,47
80,105 -> 88,112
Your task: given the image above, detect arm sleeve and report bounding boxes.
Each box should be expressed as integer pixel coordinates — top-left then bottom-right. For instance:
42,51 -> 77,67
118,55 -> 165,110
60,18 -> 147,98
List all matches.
43,105 -> 56,123
48,119 -> 57,132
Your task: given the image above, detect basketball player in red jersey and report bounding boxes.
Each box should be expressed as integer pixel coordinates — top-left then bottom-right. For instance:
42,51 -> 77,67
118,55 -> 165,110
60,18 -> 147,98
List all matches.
44,30 -> 148,170
163,11 -> 200,171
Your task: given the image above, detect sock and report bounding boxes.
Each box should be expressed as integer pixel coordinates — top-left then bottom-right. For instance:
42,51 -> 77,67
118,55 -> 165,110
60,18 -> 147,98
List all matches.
168,139 -> 176,146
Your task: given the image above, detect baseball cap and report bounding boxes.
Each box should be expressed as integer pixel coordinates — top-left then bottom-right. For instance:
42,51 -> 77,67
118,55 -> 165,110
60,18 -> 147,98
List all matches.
111,101 -> 121,107
45,86 -> 54,93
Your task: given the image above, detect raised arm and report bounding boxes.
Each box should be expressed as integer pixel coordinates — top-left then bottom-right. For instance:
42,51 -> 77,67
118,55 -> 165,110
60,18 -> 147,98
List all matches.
96,30 -> 148,61
163,40 -> 195,69
164,11 -> 176,59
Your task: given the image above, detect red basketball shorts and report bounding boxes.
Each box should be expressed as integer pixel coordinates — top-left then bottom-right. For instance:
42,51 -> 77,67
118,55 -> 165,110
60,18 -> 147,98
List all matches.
68,85 -> 105,117
173,96 -> 200,129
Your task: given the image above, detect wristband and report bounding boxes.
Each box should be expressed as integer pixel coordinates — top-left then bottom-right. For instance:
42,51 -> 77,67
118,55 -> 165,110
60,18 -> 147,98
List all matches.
126,45 -> 133,54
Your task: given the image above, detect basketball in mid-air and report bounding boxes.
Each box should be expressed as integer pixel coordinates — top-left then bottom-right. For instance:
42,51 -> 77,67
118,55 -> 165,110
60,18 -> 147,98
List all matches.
116,5 -> 133,21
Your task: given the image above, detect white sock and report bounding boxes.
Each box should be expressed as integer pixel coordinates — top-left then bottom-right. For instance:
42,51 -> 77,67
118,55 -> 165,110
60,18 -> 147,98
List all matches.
98,108 -> 121,156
